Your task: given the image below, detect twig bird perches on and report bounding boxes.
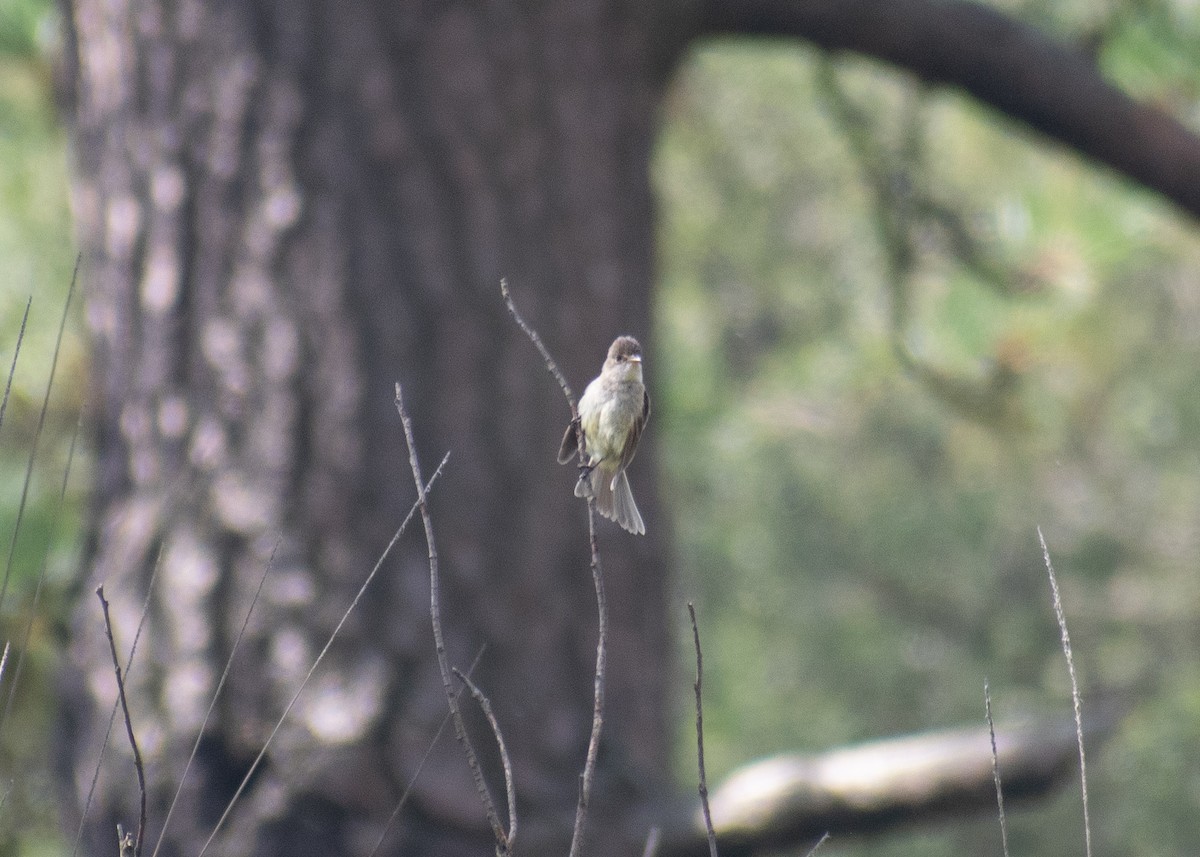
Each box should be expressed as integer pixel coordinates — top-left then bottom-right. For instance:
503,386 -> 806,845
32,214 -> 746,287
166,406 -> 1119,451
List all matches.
558,336 -> 651,535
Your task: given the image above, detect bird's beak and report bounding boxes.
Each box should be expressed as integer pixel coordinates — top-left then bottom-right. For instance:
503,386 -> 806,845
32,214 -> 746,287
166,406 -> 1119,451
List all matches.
629,355 -> 642,364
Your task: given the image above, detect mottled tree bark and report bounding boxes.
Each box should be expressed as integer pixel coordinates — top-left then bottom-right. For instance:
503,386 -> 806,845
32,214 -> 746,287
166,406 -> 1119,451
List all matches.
58,2 -> 684,854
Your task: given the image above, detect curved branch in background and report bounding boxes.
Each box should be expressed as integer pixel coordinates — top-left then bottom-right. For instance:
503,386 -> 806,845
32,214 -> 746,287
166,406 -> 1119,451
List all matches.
701,0 -> 1200,220
657,700 -> 1125,857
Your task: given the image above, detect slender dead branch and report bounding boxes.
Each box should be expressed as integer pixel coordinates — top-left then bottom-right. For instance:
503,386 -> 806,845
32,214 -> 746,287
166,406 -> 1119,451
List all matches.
984,679 -> 1011,857
687,603 -> 719,857
197,452 -> 450,857
500,277 -> 575,409
0,263 -> 76,618
569,489 -> 607,857
502,279 -> 609,857
151,537 -> 281,857
1038,526 -> 1092,857
72,549 -> 163,857
453,667 -> 518,848
394,383 -> 508,851
367,646 -> 487,857
96,586 -> 147,857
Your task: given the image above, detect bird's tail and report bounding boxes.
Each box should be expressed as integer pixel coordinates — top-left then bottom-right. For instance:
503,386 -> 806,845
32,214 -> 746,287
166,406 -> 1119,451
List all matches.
576,467 -> 645,535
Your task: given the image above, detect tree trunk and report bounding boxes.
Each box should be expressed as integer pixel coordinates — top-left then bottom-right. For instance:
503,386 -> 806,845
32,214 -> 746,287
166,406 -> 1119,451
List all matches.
57,2 -> 685,854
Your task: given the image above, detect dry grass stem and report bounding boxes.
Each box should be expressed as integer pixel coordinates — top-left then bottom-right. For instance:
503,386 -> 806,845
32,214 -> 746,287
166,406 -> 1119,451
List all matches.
197,450 -> 450,857
1038,526 -> 1092,857
984,680 -> 1010,857
150,537 -> 281,857
0,265 -> 75,618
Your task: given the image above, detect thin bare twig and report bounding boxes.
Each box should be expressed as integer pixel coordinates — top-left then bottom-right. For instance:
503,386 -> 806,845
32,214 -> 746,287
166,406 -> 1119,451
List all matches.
1038,526 -> 1092,857
367,646 -> 487,857
72,547 -> 163,857
984,679 -> 1011,857
394,383 -> 509,852
500,278 -> 575,409
688,603 -> 719,857
503,279 -> 608,857
0,263 -> 76,618
569,494 -> 607,857
197,452 -> 450,857
151,537 -> 281,857
453,667 -> 518,847
96,586 -> 147,857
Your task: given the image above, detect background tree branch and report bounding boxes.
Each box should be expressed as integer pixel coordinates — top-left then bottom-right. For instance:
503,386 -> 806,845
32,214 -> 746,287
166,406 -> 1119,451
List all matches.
702,0 -> 1200,219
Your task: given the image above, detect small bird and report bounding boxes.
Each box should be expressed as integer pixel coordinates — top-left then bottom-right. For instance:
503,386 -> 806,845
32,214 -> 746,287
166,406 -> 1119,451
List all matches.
558,335 -> 651,535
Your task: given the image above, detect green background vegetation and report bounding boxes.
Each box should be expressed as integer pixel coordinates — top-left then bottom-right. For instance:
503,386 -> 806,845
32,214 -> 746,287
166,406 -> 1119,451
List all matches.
3,0 -> 1200,854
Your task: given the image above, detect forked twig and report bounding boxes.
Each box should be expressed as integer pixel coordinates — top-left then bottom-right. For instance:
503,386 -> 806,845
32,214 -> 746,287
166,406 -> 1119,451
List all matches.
688,603 -> 719,857
367,647 -> 487,857
394,384 -> 509,854
96,586 -> 147,857
197,453 -> 450,857
984,679 -> 1011,857
453,667 -> 518,845
1038,527 -> 1092,857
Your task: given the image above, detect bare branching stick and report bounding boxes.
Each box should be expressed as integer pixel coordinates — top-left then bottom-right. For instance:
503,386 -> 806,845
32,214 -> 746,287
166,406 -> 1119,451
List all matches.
0,295 -> 31,433
569,495 -> 607,857
72,551 -> 162,857
453,667 -> 518,847
394,383 -> 508,851
500,277 -> 575,409
198,452 -> 450,857
503,279 -> 608,857
0,264 -> 76,618
687,603 -> 719,857
367,646 -> 487,857
1038,526 -> 1092,857
984,680 -> 1010,857
151,537 -> 281,857
96,586 -> 147,857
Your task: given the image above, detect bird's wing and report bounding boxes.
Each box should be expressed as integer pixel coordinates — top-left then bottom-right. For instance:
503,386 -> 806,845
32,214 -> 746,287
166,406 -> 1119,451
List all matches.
617,388 -> 650,472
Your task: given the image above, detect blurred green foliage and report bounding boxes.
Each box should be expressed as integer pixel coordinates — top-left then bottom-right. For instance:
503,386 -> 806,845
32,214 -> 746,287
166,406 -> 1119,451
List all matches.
0,0 -> 82,854
655,6 -> 1200,854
